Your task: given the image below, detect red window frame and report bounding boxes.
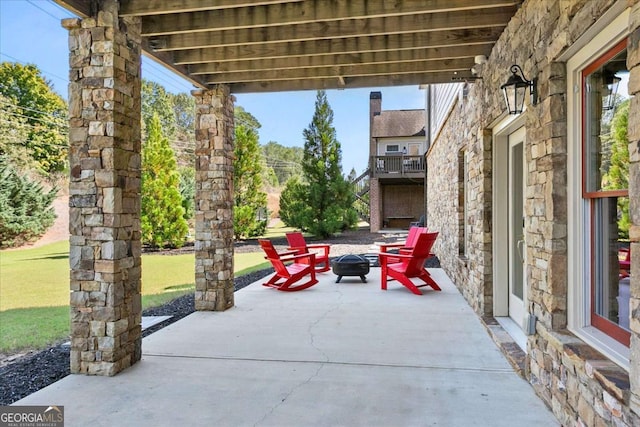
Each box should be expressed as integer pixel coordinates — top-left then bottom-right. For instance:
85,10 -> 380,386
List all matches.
581,38 -> 629,346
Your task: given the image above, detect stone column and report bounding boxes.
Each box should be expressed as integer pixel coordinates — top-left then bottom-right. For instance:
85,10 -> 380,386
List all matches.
627,0 -> 640,415
62,0 -> 142,376
192,86 -> 235,311
369,177 -> 381,232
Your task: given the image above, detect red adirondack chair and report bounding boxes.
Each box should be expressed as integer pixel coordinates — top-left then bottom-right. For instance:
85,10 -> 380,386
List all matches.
378,231 -> 441,295
259,239 -> 319,291
378,226 -> 427,264
285,232 -> 331,273
619,247 -> 631,279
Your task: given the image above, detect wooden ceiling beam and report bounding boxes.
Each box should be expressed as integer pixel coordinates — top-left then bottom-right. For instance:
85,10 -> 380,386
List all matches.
120,0 -> 303,16
140,41 -> 208,89
174,27 -> 505,65
150,7 -> 517,51
140,0 -> 521,36
188,44 -> 493,75
228,71 -> 477,93
202,58 -> 474,84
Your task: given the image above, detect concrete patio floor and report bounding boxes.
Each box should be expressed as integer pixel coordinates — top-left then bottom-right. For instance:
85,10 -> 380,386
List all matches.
16,268 -> 558,426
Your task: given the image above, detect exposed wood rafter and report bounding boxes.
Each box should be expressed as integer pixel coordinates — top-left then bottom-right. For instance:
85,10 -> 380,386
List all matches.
54,0 -> 522,93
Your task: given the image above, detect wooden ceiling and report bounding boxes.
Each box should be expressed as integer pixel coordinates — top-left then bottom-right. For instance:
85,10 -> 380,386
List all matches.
55,0 -> 522,93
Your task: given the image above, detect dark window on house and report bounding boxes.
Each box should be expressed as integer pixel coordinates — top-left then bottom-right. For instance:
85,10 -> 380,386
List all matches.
458,149 -> 467,257
582,39 -> 631,346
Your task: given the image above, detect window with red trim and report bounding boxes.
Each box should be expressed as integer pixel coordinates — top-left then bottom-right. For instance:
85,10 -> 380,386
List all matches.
582,39 -> 631,346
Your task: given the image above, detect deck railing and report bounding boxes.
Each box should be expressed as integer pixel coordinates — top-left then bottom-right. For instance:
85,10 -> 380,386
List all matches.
370,155 -> 425,177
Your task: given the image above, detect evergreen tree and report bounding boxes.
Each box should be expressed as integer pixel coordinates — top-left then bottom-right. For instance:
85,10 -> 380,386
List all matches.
0,156 -> 57,248
294,90 -> 357,237
233,107 -> 268,239
141,114 -> 188,248
178,166 -> 195,221
279,176 -> 310,230
0,62 -> 67,173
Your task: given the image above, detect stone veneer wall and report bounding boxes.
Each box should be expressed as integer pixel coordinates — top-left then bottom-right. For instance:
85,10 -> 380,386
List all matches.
427,0 -> 640,424
63,0 -> 142,376
192,87 -> 235,311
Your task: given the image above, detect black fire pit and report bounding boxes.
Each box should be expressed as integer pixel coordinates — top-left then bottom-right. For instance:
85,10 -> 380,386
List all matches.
331,254 -> 370,283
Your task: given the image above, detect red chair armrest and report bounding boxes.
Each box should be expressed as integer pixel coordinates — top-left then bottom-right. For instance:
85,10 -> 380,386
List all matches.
281,253 -> 316,263
280,249 -> 300,256
378,252 -> 411,259
307,243 -> 330,250
378,242 -> 404,252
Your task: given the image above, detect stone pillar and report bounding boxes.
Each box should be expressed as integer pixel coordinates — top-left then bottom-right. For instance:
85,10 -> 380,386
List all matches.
369,177 -> 381,232
62,1 -> 142,376
627,0 -> 640,415
192,86 -> 235,311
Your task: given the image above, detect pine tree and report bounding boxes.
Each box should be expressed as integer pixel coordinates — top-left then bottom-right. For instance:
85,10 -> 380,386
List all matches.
285,90 -> 357,238
0,156 -> 57,248
141,114 -> 188,248
279,176 -> 310,230
233,107 -> 268,239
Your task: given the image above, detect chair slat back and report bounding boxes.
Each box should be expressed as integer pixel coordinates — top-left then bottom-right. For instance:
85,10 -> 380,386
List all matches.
402,232 -> 438,274
406,226 -> 428,247
285,232 -> 308,251
259,240 -> 290,277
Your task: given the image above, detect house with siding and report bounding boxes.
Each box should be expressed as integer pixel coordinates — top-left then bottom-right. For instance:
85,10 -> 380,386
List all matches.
368,92 -> 427,232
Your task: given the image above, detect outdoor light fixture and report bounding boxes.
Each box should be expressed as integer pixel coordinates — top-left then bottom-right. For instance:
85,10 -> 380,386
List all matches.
602,70 -> 621,111
500,64 -> 537,115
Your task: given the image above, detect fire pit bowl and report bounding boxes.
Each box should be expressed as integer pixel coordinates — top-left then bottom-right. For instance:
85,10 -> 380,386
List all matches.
331,254 -> 370,283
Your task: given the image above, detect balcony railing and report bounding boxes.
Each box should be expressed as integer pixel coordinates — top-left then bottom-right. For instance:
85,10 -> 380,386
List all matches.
370,155 -> 425,177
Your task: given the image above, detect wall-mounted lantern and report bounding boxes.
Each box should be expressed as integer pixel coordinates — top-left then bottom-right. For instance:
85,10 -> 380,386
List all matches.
602,70 -> 621,111
500,64 -> 537,115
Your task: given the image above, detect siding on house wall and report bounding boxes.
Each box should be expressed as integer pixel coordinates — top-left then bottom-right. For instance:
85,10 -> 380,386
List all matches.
429,83 -> 463,142
426,0 -> 640,425
375,137 -> 425,155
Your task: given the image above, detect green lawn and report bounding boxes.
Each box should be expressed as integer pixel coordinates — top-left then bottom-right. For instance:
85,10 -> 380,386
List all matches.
0,240 -> 270,353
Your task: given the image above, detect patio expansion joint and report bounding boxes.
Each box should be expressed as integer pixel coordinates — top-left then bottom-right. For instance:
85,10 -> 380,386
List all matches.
142,352 -> 516,374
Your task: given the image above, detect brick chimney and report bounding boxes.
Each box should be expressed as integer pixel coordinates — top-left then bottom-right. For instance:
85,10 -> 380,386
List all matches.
369,91 -> 381,156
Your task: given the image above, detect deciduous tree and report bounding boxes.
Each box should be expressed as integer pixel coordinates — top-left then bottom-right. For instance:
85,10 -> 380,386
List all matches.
0,62 -> 67,173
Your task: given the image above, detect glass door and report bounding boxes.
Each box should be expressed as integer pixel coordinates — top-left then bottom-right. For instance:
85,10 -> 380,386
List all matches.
508,127 -> 526,326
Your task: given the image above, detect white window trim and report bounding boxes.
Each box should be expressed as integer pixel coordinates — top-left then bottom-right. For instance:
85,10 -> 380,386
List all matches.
566,6 -> 630,370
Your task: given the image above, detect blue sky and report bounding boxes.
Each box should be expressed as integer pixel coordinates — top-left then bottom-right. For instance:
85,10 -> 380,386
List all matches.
0,0 -> 425,174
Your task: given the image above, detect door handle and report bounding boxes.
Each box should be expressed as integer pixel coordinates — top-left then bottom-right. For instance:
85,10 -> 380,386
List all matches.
516,238 -> 525,263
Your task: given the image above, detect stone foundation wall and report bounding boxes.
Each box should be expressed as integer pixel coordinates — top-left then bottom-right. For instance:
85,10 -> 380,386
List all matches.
426,0 -> 640,424
63,0 -> 142,376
